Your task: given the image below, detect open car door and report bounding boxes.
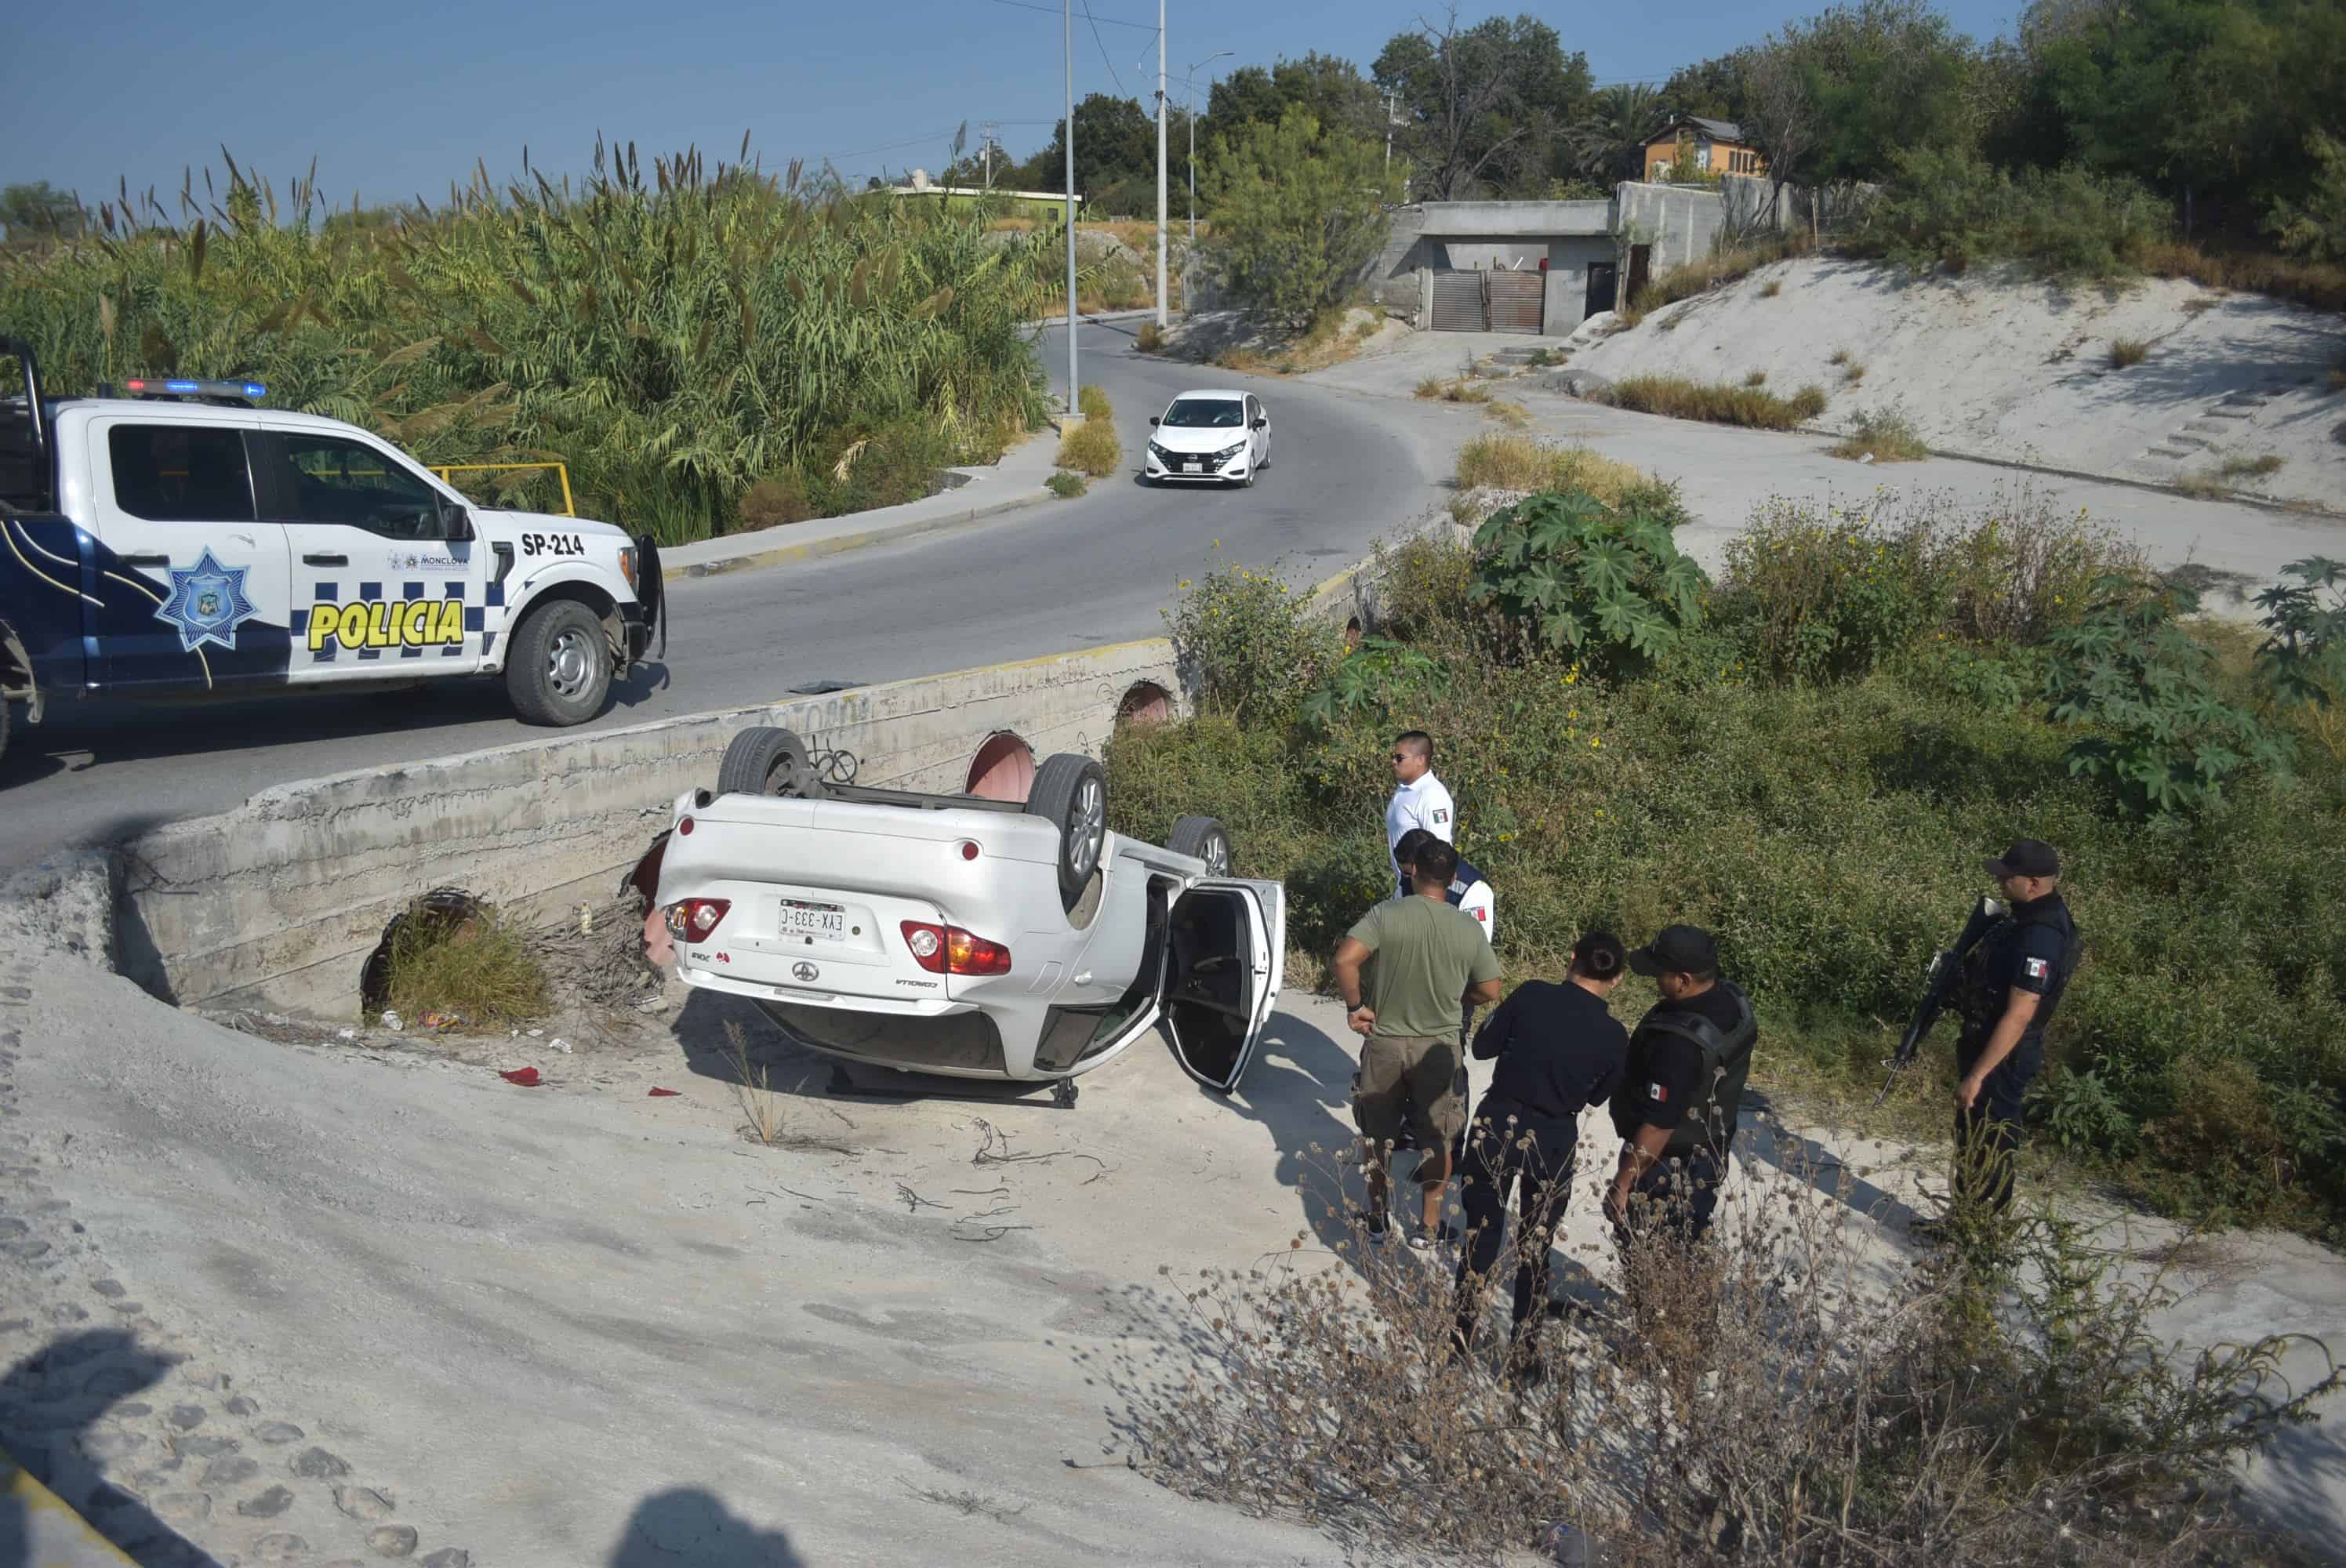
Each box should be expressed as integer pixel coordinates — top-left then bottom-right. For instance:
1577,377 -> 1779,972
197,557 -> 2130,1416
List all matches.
1161,878 -> 1286,1093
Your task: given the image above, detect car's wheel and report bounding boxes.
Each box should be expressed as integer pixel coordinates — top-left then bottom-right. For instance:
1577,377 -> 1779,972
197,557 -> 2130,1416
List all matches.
1167,815 -> 1233,877
717,726 -> 812,797
505,598 -> 612,726
1025,753 -> 1108,912
0,698 -> 11,770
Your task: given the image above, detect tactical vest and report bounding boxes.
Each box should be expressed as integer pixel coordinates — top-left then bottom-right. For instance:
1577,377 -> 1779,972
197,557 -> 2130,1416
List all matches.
1957,898 -> 2083,1038
1632,982 -> 1758,1157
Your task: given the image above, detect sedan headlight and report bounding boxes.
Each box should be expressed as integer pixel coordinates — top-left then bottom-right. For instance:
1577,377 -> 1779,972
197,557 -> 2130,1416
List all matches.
1215,441 -> 1247,460
1149,441 -> 1176,463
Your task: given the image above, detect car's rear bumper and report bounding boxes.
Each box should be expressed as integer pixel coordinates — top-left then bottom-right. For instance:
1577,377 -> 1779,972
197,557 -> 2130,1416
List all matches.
675,964 -> 1067,1080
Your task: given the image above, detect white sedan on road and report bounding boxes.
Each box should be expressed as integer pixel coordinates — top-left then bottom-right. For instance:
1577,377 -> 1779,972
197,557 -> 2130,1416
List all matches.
655,727 -> 1286,1105
1143,390 -> 1270,487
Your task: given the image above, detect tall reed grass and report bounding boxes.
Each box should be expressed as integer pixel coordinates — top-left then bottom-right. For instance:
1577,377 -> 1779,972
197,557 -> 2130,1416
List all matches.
0,140 -> 1065,543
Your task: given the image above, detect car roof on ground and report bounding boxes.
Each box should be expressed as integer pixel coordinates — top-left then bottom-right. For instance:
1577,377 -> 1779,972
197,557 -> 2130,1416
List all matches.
1166,390 -> 1248,404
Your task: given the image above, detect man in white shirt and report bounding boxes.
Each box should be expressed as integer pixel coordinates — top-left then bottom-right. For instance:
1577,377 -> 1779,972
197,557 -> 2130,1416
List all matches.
1385,731 -> 1455,888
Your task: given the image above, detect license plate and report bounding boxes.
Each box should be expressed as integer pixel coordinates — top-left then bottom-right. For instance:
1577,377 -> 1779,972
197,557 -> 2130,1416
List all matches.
1183,462 -> 1201,473
779,899 -> 845,938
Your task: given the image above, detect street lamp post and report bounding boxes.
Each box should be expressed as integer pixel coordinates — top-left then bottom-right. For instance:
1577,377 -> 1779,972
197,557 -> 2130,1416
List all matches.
1063,0 -> 1078,416
1153,2 -> 1168,328
1184,50 -> 1232,249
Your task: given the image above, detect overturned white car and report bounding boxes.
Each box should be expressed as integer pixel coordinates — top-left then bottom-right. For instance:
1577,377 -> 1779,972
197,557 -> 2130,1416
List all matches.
653,727 -> 1285,1105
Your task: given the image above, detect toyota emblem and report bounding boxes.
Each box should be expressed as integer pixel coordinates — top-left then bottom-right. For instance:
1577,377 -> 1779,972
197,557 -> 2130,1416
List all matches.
791,961 -> 820,983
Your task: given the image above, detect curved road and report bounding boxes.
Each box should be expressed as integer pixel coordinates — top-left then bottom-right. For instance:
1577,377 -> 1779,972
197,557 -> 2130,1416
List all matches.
2,321 -> 1476,860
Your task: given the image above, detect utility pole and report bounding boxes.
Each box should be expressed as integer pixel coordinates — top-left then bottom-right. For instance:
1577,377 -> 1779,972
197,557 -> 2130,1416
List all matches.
1154,0 -> 1168,328
1184,50 -> 1232,248
1385,88 -> 1397,173
1063,0 -> 1078,417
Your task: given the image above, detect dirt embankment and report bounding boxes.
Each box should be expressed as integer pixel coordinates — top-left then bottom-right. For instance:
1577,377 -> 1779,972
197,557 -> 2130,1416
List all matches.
1569,256 -> 2346,509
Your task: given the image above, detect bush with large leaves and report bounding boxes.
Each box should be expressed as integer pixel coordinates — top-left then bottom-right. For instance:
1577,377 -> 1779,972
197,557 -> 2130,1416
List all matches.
1467,487 -> 1707,676
2044,575 -> 2291,816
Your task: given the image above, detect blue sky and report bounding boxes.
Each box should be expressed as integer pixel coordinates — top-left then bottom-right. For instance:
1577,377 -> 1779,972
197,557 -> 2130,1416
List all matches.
3,0 -> 2031,212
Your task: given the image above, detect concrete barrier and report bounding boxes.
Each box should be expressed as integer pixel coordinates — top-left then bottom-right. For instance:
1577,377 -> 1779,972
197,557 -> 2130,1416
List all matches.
117,640 -> 1182,1018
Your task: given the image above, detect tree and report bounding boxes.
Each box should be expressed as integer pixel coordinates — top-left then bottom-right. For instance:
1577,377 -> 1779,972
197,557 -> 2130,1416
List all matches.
1205,108 -> 1400,328
1796,0 -> 1980,185
1741,39 -> 1824,214
1660,53 -> 1752,123
1372,6 -> 1593,199
1567,83 -> 1665,184
2266,128 -> 2346,260
1,180 -> 85,241
1011,93 -> 1160,211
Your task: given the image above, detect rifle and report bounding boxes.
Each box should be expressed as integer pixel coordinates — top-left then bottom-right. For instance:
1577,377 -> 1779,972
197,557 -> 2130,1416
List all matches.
1875,896 -> 2007,1107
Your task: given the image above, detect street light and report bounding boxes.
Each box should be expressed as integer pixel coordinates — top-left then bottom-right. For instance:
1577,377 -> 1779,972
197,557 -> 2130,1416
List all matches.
1184,50 -> 1232,248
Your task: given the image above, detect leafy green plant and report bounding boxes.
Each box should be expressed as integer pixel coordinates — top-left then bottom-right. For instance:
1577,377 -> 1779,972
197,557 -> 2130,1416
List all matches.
1300,636 -> 1446,730
1203,107 -> 1400,328
1044,470 -> 1088,499
1469,488 -> 1707,672
1827,405 -> 1930,463
2043,575 -> 2292,816
1161,564 -> 1340,724
1724,506 -> 1942,681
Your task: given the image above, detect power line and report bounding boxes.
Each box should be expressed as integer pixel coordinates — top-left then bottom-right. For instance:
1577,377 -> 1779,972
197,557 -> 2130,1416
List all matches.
814,127 -> 967,163
988,0 -> 1154,31
1082,1 -> 1126,94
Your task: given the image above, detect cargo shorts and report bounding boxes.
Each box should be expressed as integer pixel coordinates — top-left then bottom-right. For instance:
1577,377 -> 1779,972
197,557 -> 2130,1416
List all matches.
1352,1034 -> 1466,1152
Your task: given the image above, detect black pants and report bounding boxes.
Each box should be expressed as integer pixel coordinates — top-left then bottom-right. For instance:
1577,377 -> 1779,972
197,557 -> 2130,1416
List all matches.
1630,1142 -> 1727,1243
1453,1098 -> 1577,1341
1954,1035 -> 2041,1215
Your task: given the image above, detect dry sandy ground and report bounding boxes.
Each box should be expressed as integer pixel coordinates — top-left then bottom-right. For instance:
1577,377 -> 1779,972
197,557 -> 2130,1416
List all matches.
2,848 -> 2341,1567
1563,257 -> 2346,509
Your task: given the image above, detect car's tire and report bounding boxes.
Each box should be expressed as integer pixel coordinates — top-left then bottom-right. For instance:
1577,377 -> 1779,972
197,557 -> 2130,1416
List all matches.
1025,753 -> 1108,911
0,698 -> 11,770
717,726 -> 812,797
505,598 -> 612,726
1167,815 -> 1233,877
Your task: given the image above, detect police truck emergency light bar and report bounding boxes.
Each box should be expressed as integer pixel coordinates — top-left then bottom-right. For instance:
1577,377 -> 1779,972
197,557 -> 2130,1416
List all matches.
122,378 -> 267,403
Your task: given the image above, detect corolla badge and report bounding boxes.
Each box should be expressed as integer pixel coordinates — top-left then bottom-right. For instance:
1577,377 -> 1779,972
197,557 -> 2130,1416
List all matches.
791,961 -> 820,983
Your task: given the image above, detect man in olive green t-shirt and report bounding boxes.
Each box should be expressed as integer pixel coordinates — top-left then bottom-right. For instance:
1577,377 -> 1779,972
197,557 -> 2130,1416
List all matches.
1330,840 -> 1505,1246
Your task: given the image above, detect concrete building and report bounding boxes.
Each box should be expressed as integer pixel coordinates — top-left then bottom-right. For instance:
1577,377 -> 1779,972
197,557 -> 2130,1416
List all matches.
1366,176 -> 1791,338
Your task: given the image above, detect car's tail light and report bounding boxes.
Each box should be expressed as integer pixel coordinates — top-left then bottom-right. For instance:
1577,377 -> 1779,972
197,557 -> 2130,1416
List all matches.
900,920 -> 1011,976
667,898 -> 730,940
677,815 -> 695,836
959,840 -> 980,861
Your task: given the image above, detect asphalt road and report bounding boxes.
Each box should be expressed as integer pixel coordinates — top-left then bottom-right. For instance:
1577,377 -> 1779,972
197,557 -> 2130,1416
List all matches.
1,321 -> 1477,861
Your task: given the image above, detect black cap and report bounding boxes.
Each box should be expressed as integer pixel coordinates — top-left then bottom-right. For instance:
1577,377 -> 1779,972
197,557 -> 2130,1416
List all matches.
1628,924 -> 1719,978
1983,839 -> 2060,879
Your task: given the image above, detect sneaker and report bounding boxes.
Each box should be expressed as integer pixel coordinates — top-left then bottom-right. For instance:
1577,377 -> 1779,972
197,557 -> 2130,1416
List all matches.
1364,1211 -> 1393,1246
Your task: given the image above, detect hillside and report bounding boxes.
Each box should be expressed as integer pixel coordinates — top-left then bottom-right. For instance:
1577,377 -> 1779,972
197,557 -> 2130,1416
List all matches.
1568,256 -> 2346,510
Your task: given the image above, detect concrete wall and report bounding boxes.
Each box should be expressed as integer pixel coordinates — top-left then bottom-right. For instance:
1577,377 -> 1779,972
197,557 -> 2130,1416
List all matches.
117,641 -> 1182,1018
1614,182 -> 1727,270
1542,236 -> 1624,335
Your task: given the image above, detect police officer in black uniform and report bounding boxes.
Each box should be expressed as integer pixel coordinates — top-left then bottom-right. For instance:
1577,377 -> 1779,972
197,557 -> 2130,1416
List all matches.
1603,925 -> 1758,1243
1922,839 -> 2081,1234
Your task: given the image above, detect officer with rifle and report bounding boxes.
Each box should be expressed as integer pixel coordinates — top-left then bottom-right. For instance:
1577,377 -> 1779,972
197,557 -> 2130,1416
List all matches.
1892,839 -> 2082,1240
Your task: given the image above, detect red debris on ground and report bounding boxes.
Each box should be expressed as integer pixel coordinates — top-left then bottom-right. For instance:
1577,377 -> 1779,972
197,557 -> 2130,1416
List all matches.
497,1067 -> 543,1087
648,1087 -> 681,1098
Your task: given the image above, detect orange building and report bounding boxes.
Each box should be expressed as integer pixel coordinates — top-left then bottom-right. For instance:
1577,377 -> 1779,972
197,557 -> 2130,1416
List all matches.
1642,115 -> 1767,182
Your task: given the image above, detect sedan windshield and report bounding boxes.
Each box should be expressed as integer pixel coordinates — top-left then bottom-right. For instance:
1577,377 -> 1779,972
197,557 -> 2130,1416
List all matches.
1162,398 -> 1244,429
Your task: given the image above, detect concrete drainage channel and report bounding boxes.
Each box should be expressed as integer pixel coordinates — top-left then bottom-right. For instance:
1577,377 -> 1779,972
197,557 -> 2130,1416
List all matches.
107,640 -> 1183,1021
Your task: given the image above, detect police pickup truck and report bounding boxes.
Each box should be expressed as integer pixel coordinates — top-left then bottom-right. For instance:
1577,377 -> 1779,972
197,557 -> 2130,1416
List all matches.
0,337 -> 662,766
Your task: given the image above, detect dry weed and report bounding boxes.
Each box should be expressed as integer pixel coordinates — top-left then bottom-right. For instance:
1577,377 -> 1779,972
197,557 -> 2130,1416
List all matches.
1829,407 -> 1931,463
2110,336 -> 2153,368
1057,408 -> 1122,477
1455,434 -> 1650,499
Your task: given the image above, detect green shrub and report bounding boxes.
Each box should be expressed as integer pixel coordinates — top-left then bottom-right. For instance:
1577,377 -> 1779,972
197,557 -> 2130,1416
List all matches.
1723,503 -> 1945,681
1078,383 -> 1113,421
1606,375 -> 1818,430
1869,147 -> 2174,278
1454,434 -> 1654,499
1789,385 -> 1828,419
736,472 -> 815,531
2108,336 -> 2152,368
1161,564 -> 1340,724
1469,487 -> 1707,674
1828,405 -> 1930,463
1134,319 -> 1166,353
1055,412 -> 1121,477
1204,107 -> 1399,328
380,899 -> 547,1026
2043,575 -> 2293,817
1044,470 -> 1088,499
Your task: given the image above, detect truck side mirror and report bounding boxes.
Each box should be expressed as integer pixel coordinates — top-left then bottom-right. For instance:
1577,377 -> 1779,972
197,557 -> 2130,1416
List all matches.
1147,416 -> 1160,426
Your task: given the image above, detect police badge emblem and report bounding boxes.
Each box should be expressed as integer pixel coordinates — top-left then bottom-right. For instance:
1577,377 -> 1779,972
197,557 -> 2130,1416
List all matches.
154,546 -> 260,653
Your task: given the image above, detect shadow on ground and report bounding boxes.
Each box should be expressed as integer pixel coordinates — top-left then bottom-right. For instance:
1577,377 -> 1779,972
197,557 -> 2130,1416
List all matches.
0,1328 -> 213,1568
609,1486 -> 808,1566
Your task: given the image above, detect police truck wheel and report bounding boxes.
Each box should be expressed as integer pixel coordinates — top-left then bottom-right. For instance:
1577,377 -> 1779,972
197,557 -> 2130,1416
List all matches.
1167,815 -> 1232,877
717,727 -> 812,797
1025,753 -> 1108,912
506,599 -> 611,726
